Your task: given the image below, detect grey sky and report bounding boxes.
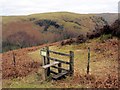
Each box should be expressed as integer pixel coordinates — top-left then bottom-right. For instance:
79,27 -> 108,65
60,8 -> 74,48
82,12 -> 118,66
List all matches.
0,0 -> 119,16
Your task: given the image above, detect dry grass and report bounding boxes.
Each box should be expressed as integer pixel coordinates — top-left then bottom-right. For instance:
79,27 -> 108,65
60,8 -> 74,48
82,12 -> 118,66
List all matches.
2,37 -> 119,88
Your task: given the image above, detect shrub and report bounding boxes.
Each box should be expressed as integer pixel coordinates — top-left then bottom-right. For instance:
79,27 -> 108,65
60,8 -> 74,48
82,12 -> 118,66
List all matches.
76,34 -> 87,44
99,34 -> 112,43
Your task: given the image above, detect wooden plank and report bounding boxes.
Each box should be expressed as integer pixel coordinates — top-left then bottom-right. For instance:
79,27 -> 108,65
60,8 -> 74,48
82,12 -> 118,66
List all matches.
42,62 -> 60,69
51,66 -> 69,72
49,50 -> 70,56
47,56 -> 70,64
52,71 -> 68,80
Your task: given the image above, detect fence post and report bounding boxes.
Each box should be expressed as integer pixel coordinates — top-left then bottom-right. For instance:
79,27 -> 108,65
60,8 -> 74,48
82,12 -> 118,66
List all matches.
40,48 -> 46,66
12,52 -> 16,66
46,46 -> 50,76
58,63 -> 62,73
69,51 -> 74,76
40,48 -> 47,80
42,68 -> 48,80
87,47 -> 90,74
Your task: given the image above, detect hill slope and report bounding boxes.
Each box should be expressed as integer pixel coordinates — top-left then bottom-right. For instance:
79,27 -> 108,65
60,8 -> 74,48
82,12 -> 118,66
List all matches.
2,37 -> 118,88
2,12 -> 107,52
97,13 -> 118,25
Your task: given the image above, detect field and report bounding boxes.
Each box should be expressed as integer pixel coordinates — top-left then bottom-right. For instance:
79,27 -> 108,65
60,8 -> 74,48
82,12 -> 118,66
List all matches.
2,37 -> 119,88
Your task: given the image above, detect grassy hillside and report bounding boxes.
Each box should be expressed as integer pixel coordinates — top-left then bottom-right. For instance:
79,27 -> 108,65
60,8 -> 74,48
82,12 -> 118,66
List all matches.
2,12 -> 107,52
2,37 -> 118,88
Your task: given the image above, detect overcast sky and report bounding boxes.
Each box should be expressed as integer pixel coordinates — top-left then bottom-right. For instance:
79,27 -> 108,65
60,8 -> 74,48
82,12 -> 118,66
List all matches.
0,0 -> 119,16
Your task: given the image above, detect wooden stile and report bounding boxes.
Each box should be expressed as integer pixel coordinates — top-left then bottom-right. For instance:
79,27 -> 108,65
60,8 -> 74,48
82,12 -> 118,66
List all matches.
40,46 -> 74,80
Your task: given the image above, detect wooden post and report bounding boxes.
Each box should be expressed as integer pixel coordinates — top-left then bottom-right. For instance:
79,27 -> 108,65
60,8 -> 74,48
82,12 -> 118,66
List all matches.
69,51 -> 74,76
46,46 -> 50,76
12,52 -> 16,66
87,47 -> 90,74
40,48 -> 46,66
58,63 -> 62,73
40,48 -> 47,80
42,68 -> 47,81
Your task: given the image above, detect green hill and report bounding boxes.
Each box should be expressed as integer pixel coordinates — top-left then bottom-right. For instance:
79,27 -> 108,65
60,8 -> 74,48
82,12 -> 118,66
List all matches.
2,12 -> 108,52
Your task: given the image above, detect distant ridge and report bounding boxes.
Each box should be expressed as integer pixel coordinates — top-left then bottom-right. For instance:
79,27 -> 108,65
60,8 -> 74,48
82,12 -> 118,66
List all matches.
2,12 -> 117,52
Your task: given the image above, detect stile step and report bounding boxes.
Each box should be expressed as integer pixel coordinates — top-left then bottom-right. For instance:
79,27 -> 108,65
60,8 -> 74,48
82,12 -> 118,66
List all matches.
42,61 -> 60,69
52,71 -> 68,80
